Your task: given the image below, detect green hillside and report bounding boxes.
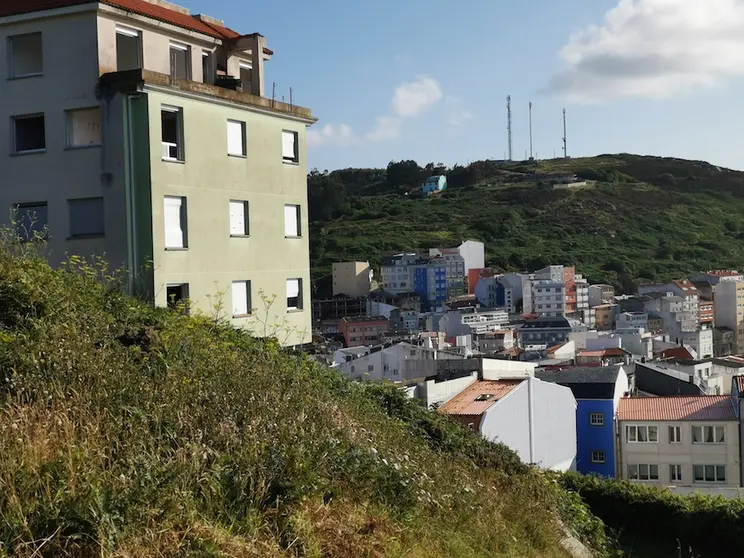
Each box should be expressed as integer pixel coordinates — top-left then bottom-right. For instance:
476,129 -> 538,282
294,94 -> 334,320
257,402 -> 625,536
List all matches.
0,233 -> 611,557
309,154 -> 744,297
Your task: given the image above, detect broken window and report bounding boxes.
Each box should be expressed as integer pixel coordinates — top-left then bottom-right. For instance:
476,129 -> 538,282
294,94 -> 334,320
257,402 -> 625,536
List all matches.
66,107 -> 101,147
166,283 -> 190,313
161,107 -> 184,161
13,114 -> 45,153
169,42 -> 191,80
9,33 -> 43,77
116,26 -> 141,71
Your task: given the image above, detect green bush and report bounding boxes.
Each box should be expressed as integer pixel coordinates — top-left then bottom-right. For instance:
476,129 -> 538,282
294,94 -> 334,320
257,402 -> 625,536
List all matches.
561,472 -> 744,556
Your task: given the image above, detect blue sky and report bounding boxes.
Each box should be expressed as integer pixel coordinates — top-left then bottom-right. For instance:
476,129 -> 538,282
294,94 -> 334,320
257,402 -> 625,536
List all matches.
197,0 -> 744,171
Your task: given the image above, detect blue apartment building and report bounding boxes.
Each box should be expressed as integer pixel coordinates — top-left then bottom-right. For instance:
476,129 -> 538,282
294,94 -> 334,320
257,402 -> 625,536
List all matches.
536,366 -> 630,477
381,254 -> 447,311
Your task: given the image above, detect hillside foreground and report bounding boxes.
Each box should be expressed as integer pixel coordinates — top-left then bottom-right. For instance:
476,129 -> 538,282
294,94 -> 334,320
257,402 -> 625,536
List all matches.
0,235 -> 612,556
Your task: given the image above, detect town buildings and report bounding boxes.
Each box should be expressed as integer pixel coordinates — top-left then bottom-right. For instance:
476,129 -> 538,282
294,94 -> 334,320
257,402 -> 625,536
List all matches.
339,316 -> 391,348
1,0 -> 315,345
332,261 -> 375,298
713,279 -> 744,354
381,253 -> 449,310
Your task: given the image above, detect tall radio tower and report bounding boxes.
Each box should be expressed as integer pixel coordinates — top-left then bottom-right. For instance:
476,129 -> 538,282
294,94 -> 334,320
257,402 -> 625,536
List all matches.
506,95 -> 513,161
529,101 -> 534,161
562,108 -> 568,159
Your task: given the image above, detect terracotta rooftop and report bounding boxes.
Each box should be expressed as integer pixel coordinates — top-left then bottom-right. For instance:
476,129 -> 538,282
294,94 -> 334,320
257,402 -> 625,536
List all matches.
659,347 -> 694,360
438,380 -> 523,417
0,0 -> 274,54
672,280 -> 699,294
578,348 -> 627,358
618,396 -> 736,421
547,342 -> 567,353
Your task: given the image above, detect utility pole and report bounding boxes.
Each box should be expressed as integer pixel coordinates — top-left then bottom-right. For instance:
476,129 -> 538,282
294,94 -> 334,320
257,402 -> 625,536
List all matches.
529,101 -> 534,161
507,95 -> 513,161
562,108 -> 568,159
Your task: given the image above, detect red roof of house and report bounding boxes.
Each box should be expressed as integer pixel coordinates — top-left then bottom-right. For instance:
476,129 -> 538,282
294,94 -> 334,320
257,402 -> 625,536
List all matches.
672,280 -> 698,294
438,380 -> 523,417
659,346 -> 694,360
578,348 -> 626,358
0,0 -> 274,54
618,396 -> 736,421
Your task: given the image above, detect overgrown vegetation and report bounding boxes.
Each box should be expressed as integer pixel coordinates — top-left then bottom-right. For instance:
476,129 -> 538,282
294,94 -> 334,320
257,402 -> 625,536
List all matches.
309,154 -> 744,297
561,472 -> 744,558
0,233 -> 614,557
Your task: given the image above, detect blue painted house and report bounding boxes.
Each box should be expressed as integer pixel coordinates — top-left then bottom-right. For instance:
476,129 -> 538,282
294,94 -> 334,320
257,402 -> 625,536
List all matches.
536,366 -> 630,477
423,175 -> 447,197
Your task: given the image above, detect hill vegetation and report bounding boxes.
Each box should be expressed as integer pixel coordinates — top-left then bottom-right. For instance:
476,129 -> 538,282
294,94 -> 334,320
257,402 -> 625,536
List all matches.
0,234 -> 611,557
309,154 -> 744,298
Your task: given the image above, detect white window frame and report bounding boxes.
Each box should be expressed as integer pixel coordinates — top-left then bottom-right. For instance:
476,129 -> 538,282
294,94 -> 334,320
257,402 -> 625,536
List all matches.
626,425 -> 658,443
282,130 -> 299,163
161,106 -> 184,162
65,107 -> 102,149
284,204 -> 301,237
227,119 -> 246,157
163,196 -> 187,249
692,425 -> 725,444
669,425 -> 681,444
229,200 -> 249,237
670,464 -> 682,483
627,464 -> 659,481
8,32 -> 43,78
590,450 -> 606,464
231,280 -> 251,317
693,464 -> 726,484
286,278 -> 303,311
589,413 -> 604,426
12,113 -> 46,154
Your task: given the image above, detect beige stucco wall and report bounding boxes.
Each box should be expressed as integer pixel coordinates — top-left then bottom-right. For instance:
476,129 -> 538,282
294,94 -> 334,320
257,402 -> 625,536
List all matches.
0,9 -> 129,271
618,420 -> 740,487
144,88 -> 312,345
332,261 -> 372,298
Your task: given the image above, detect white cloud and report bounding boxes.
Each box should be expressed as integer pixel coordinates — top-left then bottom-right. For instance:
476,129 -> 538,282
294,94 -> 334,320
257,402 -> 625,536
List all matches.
307,76 -> 444,149
392,76 -> 443,117
548,0 -> 744,103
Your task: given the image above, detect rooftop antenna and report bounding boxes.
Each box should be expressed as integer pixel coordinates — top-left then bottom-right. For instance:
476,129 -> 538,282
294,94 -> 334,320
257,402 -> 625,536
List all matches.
507,95 -> 513,161
562,108 -> 568,159
529,100 -> 534,161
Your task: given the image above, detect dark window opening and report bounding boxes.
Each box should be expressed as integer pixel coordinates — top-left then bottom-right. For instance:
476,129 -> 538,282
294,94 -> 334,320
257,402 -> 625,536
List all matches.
167,284 -> 190,313
116,30 -> 141,71
14,115 -> 45,153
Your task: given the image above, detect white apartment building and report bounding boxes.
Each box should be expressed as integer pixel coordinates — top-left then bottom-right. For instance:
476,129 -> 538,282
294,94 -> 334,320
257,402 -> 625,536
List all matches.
532,281 -> 566,317
714,279 -> 744,354
1,0 -> 315,345
617,396 -> 740,488
439,308 -> 510,337
616,312 -> 648,333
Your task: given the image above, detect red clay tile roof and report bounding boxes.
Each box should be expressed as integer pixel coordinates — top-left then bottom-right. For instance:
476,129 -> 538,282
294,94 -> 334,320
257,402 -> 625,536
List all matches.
438,380 -> 523,417
618,396 -> 736,421
672,279 -> 699,294
0,0 -> 274,54
578,348 -> 626,358
659,347 -> 694,360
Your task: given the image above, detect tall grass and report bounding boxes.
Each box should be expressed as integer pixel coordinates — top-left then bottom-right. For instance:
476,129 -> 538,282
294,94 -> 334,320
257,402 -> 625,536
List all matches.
0,230 -> 612,557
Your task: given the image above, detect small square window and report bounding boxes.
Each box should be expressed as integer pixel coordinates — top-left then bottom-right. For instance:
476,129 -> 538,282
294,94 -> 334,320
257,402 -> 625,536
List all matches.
590,450 -> 605,464
589,413 -> 604,426
13,202 -> 47,241
231,280 -> 252,317
164,196 -> 187,249
229,200 -> 249,236
12,114 -> 45,154
161,107 -> 184,161
227,120 -> 246,156
69,197 -> 104,237
169,42 -> 191,80
284,204 -> 301,237
8,33 -> 43,78
66,108 -> 101,148
282,130 -> 298,163
166,283 -> 189,313
286,278 -> 303,311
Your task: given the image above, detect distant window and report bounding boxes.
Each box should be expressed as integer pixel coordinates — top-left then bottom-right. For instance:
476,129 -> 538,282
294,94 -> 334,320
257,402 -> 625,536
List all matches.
66,108 -> 101,148
692,425 -> 725,444
227,120 -> 246,156
284,204 -> 301,237
693,464 -> 726,483
367,365 -> 374,372
229,200 -> 249,236
201,50 -> 215,84
169,41 -> 191,80
166,283 -> 189,313
670,464 -> 682,482
669,425 -> 681,443
163,196 -> 187,249
69,197 -> 104,237
8,33 -> 43,78
626,425 -> 658,443
239,60 -> 253,92
286,278 -> 303,311
116,26 -> 141,71
627,464 -> 659,481
161,107 -> 184,161
589,413 -> 604,426
282,130 -> 298,163
13,202 -> 47,241
12,114 -> 45,154
590,450 -> 605,464
231,280 -> 251,317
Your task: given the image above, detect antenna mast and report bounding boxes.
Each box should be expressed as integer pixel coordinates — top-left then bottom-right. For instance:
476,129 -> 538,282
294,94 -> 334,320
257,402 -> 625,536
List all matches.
529,101 -> 534,161
507,95 -> 513,161
562,108 -> 568,159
